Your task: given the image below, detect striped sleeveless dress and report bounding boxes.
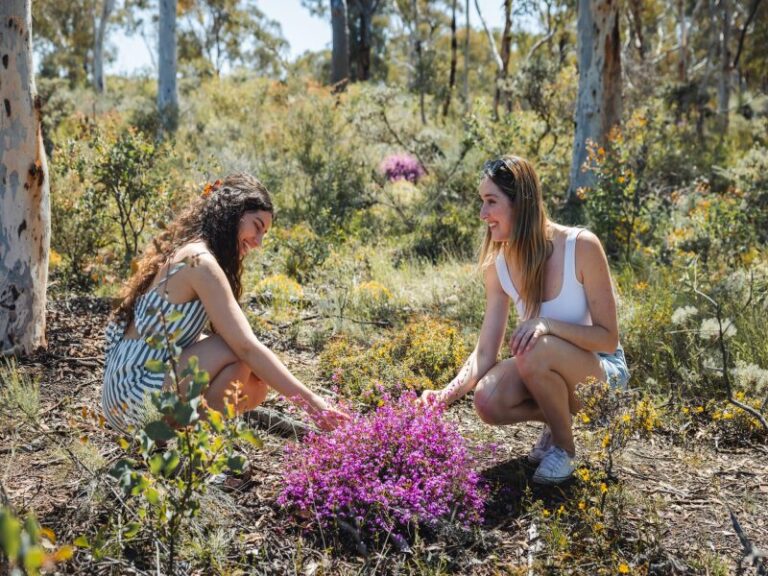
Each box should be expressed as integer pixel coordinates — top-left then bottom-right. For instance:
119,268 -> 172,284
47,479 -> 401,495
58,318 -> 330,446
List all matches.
102,263 -> 209,431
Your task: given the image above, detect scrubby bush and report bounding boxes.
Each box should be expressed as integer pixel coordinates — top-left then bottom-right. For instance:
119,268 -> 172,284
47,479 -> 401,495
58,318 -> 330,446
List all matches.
278,392 -> 485,545
320,316 -> 469,405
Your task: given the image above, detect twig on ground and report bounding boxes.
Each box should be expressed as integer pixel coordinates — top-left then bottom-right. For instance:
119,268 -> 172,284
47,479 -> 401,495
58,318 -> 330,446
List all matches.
729,506 -> 768,575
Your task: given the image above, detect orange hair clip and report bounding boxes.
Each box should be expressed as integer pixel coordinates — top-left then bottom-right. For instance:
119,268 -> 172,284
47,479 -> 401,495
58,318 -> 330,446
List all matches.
202,179 -> 222,197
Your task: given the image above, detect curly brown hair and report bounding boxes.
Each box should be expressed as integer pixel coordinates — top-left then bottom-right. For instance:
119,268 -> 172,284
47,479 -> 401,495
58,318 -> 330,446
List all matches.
113,172 -> 273,327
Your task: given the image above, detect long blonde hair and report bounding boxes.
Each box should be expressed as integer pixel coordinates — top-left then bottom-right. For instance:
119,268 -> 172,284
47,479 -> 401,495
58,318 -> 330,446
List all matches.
477,155 -> 552,319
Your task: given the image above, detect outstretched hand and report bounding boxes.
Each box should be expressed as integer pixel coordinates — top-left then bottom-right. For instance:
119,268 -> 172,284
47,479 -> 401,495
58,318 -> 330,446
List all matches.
418,388 -> 447,407
509,317 -> 550,356
306,395 -> 352,431
313,405 -> 352,431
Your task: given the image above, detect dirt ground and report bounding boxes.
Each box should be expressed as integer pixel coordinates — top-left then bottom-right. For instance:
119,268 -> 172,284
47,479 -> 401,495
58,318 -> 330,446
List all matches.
2,296 -> 767,575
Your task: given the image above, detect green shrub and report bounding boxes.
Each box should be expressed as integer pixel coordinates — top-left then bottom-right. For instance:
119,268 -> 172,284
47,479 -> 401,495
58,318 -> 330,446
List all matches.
320,316 -> 469,405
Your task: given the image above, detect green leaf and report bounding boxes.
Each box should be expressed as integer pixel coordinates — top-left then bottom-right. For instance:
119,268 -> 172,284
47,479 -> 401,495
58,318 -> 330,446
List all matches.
144,421 -> 175,442
145,487 -> 160,506
227,454 -> 246,475
144,359 -> 166,374
173,403 -> 197,427
238,429 -> 263,448
0,510 -> 22,560
23,513 -> 40,543
148,454 -> 165,475
23,545 -> 45,571
73,535 -> 90,549
192,369 -> 210,387
207,410 -> 224,433
123,522 -> 142,539
166,310 -> 185,323
149,450 -> 180,478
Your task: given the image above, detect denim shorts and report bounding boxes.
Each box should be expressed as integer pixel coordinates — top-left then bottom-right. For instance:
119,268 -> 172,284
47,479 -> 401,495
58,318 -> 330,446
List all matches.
598,345 -> 630,389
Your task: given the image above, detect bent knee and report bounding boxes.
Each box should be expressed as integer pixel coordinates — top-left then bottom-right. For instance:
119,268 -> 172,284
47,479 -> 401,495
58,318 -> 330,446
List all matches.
516,336 -> 555,379
473,386 -> 499,425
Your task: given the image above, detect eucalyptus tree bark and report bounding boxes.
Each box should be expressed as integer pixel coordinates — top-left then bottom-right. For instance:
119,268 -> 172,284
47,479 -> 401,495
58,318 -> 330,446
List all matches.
498,0 -> 513,115
473,0 -> 509,118
330,0 -> 350,87
567,0 -> 622,201
627,0 -> 645,61
732,0 -> 764,72
410,0 -> 426,124
157,0 -> 178,133
92,0 -> 116,93
0,0 -> 51,355
463,0 -> 470,112
442,0 -> 458,117
355,0 -> 380,81
717,0 -> 731,133
678,0 -> 687,81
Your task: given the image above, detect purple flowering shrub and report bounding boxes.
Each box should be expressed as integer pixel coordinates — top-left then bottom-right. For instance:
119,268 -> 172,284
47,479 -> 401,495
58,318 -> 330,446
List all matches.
379,153 -> 426,184
278,392 -> 485,542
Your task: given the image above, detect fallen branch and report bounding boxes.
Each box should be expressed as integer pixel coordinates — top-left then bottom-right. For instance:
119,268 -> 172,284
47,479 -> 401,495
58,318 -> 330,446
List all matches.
244,407 -> 312,439
729,507 -> 768,575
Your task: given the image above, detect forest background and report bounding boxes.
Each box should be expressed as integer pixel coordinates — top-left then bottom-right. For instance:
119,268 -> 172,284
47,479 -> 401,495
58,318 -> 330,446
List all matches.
1,0 -> 768,574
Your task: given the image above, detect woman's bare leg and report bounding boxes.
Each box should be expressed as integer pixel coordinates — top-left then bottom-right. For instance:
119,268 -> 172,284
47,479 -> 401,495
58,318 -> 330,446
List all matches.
473,358 -> 546,424
165,334 -> 268,414
515,335 -> 604,455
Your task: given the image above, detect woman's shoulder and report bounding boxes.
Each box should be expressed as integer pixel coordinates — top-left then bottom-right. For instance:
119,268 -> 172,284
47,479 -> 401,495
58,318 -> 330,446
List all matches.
169,242 -> 217,268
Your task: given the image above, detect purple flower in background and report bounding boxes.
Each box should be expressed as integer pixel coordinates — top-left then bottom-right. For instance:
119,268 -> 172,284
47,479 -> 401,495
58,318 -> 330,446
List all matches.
278,392 -> 486,543
380,153 -> 426,184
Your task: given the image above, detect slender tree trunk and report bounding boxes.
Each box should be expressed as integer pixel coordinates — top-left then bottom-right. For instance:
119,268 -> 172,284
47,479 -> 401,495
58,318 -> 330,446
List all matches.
567,0 -> 622,201
0,0 -> 51,355
498,0 -> 513,114
463,0 -> 470,112
718,0 -> 731,133
474,0 -> 503,118
627,0 -> 645,60
678,0 -> 687,81
92,0 -> 115,93
411,0 -> 426,124
158,0 -> 179,133
357,0 -> 374,81
442,0 -> 458,117
732,0 -> 764,71
331,0 -> 350,88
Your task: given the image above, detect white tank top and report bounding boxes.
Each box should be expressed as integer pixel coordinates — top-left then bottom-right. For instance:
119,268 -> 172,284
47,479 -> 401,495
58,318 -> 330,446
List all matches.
495,227 -> 592,325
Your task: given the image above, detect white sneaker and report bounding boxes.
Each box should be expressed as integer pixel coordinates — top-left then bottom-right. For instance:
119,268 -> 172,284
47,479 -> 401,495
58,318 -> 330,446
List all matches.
527,426 -> 552,464
532,446 -> 575,485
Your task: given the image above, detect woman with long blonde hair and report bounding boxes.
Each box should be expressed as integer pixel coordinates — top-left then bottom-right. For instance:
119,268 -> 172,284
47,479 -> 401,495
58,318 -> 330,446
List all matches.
421,156 -> 628,484
102,173 -> 348,432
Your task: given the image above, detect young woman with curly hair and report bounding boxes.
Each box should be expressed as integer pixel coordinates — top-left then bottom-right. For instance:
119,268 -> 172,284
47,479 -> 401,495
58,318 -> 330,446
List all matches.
102,173 -> 348,432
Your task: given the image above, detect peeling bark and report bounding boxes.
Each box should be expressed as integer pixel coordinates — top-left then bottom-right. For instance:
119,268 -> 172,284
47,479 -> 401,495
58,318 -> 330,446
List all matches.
0,0 -> 51,355
93,0 -> 116,94
567,0 -> 622,201
158,0 -> 178,133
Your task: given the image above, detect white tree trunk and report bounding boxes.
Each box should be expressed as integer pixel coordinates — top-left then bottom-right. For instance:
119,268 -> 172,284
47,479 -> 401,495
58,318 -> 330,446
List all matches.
330,0 -> 349,86
0,0 -> 51,355
568,0 -> 622,201
93,0 -> 116,93
158,0 -> 178,133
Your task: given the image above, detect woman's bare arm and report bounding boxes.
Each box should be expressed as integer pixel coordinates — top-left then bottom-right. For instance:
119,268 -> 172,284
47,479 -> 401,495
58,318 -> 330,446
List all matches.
437,265 -> 510,405
184,253 -> 336,415
541,231 -> 619,354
